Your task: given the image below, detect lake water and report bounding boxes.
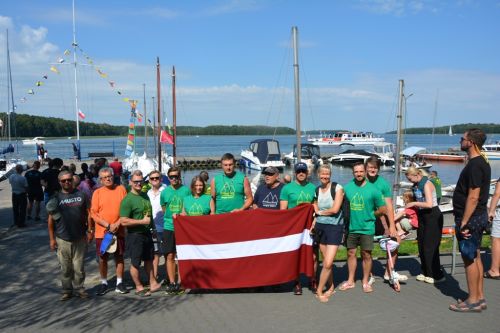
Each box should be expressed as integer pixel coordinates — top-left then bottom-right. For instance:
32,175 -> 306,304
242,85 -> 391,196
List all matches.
5,133 -> 500,187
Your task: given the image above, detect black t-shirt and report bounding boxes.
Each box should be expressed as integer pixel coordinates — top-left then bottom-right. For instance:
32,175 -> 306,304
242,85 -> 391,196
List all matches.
24,169 -> 43,193
54,190 -> 89,241
453,156 -> 491,217
253,183 -> 284,210
41,168 -> 61,195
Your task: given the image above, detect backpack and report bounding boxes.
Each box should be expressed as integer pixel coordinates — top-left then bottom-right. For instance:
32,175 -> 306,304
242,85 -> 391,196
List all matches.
315,182 -> 350,226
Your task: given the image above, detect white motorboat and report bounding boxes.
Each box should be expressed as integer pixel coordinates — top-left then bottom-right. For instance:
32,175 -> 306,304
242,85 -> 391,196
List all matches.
308,131 -> 385,146
122,151 -> 172,178
240,139 -> 285,171
22,137 -> 46,145
283,143 -> 322,169
329,149 -> 380,166
483,141 -> 500,161
393,146 -> 433,172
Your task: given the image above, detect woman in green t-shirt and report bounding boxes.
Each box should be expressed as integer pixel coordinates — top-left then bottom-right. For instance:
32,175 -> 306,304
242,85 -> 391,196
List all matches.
182,176 -> 215,216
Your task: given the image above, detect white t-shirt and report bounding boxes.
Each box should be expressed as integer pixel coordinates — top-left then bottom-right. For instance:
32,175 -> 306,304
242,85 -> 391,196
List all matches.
148,184 -> 166,232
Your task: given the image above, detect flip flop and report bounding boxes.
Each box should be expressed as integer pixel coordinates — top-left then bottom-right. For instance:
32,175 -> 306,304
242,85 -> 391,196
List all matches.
483,271 -> 500,280
135,289 -> 151,297
338,281 -> 355,291
323,289 -> 336,297
362,283 -> 373,293
315,294 -> 329,303
449,300 -> 482,312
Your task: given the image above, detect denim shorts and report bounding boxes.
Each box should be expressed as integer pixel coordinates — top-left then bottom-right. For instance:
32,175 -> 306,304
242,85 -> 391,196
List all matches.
314,223 -> 344,246
455,211 -> 488,244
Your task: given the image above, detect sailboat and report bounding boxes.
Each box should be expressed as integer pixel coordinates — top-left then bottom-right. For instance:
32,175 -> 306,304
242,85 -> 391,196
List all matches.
1,29 -> 27,181
448,125 -> 453,136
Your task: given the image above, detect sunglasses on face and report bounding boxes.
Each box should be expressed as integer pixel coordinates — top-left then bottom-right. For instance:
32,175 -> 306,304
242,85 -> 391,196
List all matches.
460,137 -> 470,142
296,170 -> 307,174
149,177 -> 160,181
169,175 -> 179,180
60,178 -> 73,183
131,180 -> 143,185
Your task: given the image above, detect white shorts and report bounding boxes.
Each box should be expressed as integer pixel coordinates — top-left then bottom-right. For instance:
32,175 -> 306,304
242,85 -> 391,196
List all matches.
492,209 -> 500,238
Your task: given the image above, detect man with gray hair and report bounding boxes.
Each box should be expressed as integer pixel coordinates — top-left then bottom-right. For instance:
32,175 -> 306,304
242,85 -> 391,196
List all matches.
9,164 -> 28,228
47,170 -> 92,301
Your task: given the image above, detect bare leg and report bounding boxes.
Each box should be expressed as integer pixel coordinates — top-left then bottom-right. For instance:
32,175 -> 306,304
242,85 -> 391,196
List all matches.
166,253 -> 177,284
99,257 -> 108,280
27,200 -> 33,218
130,265 -> 144,291
152,254 -> 160,279
487,236 -> 500,276
463,254 -> 480,303
347,248 -> 357,284
115,255 -> 124,279
144,260 -> 161,291
34,200 -> 41,218
361,250 -> 373,285
317,244 -> 339,296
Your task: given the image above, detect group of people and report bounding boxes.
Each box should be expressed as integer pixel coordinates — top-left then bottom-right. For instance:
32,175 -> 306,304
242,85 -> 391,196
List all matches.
7,128 -> 498,311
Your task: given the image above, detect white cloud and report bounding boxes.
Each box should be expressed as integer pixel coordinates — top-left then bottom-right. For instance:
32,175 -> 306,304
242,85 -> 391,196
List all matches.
355,0 -> 438,16
201,0 -> 263,16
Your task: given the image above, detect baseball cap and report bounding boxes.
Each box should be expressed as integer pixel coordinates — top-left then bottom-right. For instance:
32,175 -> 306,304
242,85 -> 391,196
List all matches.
263,166 -> 279,175
294,162 -> 308,172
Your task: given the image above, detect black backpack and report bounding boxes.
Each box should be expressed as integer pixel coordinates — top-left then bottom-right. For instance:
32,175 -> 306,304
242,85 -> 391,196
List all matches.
315,182 -> 350,226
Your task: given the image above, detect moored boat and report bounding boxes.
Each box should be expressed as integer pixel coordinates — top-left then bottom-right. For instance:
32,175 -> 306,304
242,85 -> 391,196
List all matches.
240,138 -> 285,171
22,137 -> 46,145
283,143 -> 322,169
308,131 -> 385,146
483,141 -> 500,161
416,152 -> 466,162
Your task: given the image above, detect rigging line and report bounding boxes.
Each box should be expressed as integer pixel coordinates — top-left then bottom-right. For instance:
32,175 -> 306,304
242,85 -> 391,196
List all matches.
272,33 -> 293,138
385,87 -> 399,134
298,53 -> 316,133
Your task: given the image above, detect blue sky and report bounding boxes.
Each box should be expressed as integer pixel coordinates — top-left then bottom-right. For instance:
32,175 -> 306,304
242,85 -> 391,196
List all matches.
0,0 -> 499,133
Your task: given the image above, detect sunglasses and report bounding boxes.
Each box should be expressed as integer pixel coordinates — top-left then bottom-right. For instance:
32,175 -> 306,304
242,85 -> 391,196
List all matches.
59,178 -> 73,183
131,180 -> 143,185
296,170 -> 307,174
149,176 -> 160,181
168,175 -> 180,180
460,137 -> 470,142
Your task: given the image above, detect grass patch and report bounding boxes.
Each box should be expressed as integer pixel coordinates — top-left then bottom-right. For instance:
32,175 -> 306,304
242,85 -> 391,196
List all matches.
329,236 -> 492,261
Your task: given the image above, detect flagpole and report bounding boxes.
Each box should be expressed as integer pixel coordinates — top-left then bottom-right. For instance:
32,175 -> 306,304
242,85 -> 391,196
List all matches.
152,96 -> 156,159
172,66 -> 177,167
72,0 -> 81,150
156,57 -> 162,173
143,83 -> 147,155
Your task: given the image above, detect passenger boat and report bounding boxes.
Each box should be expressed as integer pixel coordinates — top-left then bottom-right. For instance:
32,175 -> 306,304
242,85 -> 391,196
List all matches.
307,131 -> 385,146
240,139 -> 285,171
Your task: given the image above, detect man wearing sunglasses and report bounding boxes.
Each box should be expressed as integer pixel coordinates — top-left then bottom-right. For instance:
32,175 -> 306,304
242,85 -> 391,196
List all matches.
160,167 -> 190,294
47,170 -> 91,301
211,153 -> 253,214
280,162 -> 317,295
90,167 -> 128,295
119,170 -> 162,297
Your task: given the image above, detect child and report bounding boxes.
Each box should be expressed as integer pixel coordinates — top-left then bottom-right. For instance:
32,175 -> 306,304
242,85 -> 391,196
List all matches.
394,191 -> 419,239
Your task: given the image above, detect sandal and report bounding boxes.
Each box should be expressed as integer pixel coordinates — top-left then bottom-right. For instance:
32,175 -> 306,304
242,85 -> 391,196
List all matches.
458,298 -> 487,310
135,289 -> 151,297
483,271 -> 500,280
362,283 -> 373,293
315,294 -> 329,303
338,281 -> 355,291
293,283 -> 302,295
449,300 -> 482,312
324,289 -> 336,297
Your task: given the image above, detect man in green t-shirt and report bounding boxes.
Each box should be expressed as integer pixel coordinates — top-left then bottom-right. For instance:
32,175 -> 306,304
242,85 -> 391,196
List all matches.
119,170 -> 161,296
280,162 -> 316,296
211,153 -> 253,214
429,170 -> 442,204
339,162 -> 386,294
160,167 -> 191,294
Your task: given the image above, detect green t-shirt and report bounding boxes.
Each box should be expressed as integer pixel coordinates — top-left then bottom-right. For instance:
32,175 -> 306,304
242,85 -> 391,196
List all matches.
343,180 -> 386,235
183,194 -> 212,216
371,176 -> 392,198
160,185 -> 191,231
214,171 -> 246,214
430,177 -> 442,199
119,191 -> 153,233
280,181 -> 316,209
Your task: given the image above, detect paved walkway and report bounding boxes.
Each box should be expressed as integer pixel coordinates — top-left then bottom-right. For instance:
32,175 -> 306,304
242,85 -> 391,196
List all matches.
0,181 -> 498,333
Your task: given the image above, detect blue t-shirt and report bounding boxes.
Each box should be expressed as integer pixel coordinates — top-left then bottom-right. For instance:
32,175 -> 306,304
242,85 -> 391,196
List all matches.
253,183 -> 284,210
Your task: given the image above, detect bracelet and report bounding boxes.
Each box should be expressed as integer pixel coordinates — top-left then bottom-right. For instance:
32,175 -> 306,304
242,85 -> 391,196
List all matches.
106,224 -> 110,231
86,230 -> 94,234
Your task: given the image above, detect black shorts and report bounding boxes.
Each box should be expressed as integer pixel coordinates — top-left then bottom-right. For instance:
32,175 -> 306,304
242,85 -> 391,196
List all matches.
375,216 -> 389,236
126,232 -> 154,268
162,230 -> 176,255
28,190 -> 44,202
315,223 -> 344,245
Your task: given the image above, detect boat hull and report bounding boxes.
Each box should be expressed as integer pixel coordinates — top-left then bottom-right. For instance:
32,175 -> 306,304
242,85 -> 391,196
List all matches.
417,153 -> 466,162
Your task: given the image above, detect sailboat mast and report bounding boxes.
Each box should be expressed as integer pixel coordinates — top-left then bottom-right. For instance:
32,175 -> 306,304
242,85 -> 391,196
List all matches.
172,66 -> 177,166
143,83 -> 147,154
156,57 -> 162,173
392,79 -> 405,204
292,26 -> 301,161
72,0 -> 81,147
430,89 -> 439,151
6,29 -> 13,142
152,96 -> 157,156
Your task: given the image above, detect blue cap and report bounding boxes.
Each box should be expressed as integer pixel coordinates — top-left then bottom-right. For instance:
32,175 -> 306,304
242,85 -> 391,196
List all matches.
294,162 -> 308,172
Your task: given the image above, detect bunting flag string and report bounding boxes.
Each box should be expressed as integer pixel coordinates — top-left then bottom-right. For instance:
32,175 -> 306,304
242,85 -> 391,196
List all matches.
125,100 -> 138,156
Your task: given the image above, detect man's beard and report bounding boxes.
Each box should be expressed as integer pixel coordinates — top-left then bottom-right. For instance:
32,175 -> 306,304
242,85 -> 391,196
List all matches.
354,178 -> 365,186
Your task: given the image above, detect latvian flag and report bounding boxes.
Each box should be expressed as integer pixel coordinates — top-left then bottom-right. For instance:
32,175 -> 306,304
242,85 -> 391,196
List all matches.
175,204 -> 315,289
78,109 -> 86,120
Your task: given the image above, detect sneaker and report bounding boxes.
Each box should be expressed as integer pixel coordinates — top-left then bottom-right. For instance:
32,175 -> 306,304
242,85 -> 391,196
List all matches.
165,283 -> 176,295
368,275 -> 376,286
115,283 -> 129,294
433,276 -> 446,284
416,274 -> 426,282
78,289 -> 89,299
173,283 -> 185,295
384,272 -> 408,281
96,283 -> 108,296
293,283 -> 303,295
424,277 -> 435,284
60,293 -> 72,301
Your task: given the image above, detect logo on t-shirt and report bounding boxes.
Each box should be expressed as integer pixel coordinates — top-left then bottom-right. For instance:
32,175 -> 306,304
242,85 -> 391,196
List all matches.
350,193 -> 365,211
262,192 -> 279,207
220,181 -> 235,199
297,191 -> 312,205
168,196 -> 183,213
188,203 -> 204,216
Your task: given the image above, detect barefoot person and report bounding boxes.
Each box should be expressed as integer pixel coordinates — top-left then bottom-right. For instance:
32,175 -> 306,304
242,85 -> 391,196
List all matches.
119,170 -> 161,296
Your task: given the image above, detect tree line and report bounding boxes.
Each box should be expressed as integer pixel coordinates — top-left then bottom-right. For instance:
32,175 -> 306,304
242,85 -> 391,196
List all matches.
385,123 -> 500,134
0,113 -> 295,138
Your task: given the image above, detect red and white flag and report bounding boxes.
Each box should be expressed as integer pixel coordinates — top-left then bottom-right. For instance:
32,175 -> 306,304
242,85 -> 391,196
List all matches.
78,109 -> 86,120
175,204 -> 315,289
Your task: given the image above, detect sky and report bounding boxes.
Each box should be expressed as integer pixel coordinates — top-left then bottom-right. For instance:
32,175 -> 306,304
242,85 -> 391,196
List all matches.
0,0 -> 499,133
